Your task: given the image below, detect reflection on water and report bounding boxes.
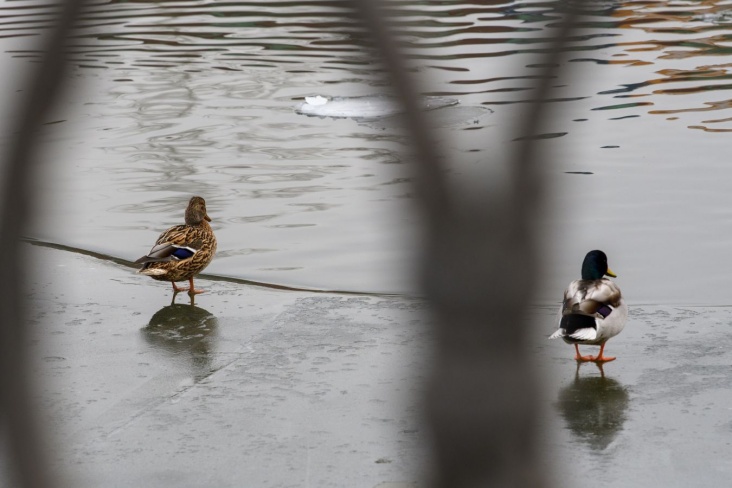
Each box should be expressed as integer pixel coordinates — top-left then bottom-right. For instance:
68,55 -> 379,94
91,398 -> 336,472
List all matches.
556,364 -> 630,451
141,303 -> 218,381
3,1 -> 732,299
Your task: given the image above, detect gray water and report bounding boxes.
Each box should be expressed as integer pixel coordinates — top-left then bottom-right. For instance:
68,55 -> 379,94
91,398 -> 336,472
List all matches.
3,1 -> 732,301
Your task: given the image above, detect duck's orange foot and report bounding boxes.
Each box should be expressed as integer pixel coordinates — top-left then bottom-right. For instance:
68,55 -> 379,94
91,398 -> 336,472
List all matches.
186,277 -> 205,296
593,355 -> 616,363
592,343 -> 616,363
574,354 -> 616,362
172,282 -> 189,293
573,344 -> 617,362
574,344 -> 594,362
574,343 -> 616,363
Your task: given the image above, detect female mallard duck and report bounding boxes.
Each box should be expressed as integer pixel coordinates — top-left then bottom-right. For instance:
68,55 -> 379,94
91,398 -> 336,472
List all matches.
550,250 -> 628,362
135,196 -> 217,295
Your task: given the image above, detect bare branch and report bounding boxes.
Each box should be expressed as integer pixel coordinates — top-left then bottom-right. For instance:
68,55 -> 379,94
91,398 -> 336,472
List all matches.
349,1 -> 581,487
0,1 -> 86,487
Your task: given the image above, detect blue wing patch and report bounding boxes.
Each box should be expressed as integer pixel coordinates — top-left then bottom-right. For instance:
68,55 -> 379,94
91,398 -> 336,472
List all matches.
597,305 -> 612,318
171,247 -> 195,260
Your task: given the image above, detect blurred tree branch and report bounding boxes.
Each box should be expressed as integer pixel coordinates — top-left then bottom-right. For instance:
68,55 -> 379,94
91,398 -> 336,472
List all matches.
0,1 -> 86,487
349,1 -> 580,486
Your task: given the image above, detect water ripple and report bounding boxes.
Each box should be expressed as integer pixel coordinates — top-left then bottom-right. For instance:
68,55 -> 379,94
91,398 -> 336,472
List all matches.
5,0 -> 732,296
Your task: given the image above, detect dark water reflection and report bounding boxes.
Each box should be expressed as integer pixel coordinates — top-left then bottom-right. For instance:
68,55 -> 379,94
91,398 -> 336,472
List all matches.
5,1 -> 732,124
556,364 -> 630,451
142,303 -> 219,381
3,1 -> 732,300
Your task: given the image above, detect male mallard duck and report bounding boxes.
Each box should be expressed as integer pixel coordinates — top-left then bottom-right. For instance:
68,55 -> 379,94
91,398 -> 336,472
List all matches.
550,250 -> 628,362
135,196 -> 217,295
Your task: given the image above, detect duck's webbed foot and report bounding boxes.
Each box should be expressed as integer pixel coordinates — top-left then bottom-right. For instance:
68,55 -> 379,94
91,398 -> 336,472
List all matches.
186,277 -> 206,296
574,343 -> 616,362
172,281 -> 189,293
574,344 -> 597,362
592,342 -> 616,362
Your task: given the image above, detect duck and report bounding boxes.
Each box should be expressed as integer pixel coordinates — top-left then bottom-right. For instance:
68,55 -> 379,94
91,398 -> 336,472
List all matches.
135,196 -> 217,296
550,250 -> 628,362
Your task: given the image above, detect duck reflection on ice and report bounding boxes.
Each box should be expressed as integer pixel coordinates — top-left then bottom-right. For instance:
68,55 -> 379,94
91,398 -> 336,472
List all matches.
556,363 -> 630,451
141,302 -> 218,381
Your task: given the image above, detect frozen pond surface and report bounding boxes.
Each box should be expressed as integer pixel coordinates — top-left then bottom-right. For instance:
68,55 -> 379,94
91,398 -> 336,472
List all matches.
27,245 -> 428,488
17,245 -> 732,487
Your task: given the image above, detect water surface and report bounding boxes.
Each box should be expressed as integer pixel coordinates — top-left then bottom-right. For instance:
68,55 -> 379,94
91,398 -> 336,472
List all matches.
2,0 -> 732,303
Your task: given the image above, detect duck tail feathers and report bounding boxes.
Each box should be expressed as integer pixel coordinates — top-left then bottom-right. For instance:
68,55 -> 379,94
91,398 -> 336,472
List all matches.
138,268 -> 167,277
568,328 -> 597,341
548,329 -> 565,340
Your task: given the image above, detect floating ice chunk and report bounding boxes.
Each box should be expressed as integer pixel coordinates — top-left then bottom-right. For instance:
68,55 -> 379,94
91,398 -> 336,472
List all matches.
305,95 -> 329,106
296,94 -> 459,120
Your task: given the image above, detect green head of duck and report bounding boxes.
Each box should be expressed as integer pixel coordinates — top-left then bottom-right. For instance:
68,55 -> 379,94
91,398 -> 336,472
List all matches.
581,250 -> 617,280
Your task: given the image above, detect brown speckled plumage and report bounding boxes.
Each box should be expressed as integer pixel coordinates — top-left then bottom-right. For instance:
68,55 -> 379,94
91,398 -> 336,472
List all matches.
135,196 -> 217,294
